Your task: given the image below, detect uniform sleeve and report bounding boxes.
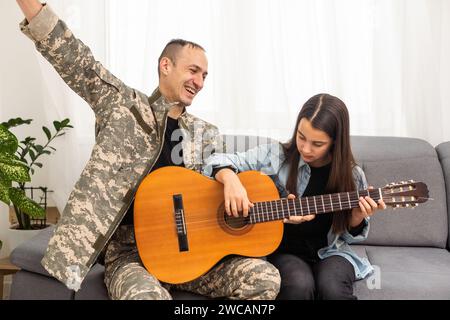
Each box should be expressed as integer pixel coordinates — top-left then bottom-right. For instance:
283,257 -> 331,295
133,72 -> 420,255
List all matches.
19,5 -> 133,117
202,143 -> 283,178
201,125 -> 226,161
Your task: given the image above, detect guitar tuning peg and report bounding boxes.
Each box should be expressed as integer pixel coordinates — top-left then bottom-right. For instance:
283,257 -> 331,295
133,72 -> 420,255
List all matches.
405,204 -> 410,208
409,179 -> 415,183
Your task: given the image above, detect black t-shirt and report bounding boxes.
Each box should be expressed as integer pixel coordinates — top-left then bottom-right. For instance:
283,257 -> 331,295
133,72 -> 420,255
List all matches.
120,117 -> 184,226
275,163 -> 333,262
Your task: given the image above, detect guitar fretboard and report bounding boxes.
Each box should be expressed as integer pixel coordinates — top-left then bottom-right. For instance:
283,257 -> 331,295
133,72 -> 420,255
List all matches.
249,188 -> 382,224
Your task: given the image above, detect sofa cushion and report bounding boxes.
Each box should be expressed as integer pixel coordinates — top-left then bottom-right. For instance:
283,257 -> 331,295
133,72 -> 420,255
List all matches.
353,245 -> 450,299
10,225 -> 55,277
9,224 -> 215,300
74,264 -> 109,300
352,136 -> 448,248
436,141 -> 450,249
10,270 -> 74,300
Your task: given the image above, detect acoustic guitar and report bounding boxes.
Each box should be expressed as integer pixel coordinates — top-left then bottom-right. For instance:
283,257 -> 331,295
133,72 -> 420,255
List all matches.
134,166 -> 429,284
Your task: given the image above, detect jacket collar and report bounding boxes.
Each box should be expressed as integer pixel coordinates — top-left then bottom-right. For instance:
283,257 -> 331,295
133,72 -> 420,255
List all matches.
148,87 -> 187,116
298,155 -> 310,170
148,87 -> 188,137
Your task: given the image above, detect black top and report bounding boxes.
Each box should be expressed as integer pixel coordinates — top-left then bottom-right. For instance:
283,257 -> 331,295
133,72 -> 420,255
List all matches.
274,162 -> 366,262
120,117 -> 184,226
275,163 -> 333,262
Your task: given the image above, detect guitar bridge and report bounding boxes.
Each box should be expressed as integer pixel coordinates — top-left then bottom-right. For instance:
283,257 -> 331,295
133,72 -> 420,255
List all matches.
173,194 -> 189,252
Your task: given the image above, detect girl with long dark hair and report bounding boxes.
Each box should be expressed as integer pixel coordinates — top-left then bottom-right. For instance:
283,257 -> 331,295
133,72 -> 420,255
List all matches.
203,93 -> 386,299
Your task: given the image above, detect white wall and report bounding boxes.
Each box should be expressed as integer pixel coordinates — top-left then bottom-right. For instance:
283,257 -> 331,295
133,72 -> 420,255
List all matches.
0,2 -> 58,257
0,1 -> 51,188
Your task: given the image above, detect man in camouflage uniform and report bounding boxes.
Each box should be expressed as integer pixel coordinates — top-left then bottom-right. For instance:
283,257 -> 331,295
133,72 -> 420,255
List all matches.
16,1 -> 280,299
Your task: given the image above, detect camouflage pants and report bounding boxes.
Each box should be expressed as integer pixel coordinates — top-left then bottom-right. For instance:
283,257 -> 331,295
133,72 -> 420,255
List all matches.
104,225 -> 280,300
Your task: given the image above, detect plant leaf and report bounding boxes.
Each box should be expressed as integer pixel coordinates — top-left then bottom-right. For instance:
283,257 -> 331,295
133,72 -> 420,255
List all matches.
32,145 -> 44,154
29,149 -> 37,161
9,187 -> 46,218
34,162 -> 43,168
0,124 -> 18,154
42,126 -> 51,140
22,137 -> 36,144
53,121 -> 61,131
19,148 -> 28,161
0,177 -> 11,205
0,154 -> 30,182
61,119 -> 70,127
1,118 -> 32,129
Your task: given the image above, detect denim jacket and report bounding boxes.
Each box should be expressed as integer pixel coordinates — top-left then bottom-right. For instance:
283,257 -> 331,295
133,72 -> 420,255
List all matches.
203,142 -> 373,280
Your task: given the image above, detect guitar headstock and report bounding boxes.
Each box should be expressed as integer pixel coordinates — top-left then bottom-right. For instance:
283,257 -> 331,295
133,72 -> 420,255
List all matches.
381,180 -> 429,208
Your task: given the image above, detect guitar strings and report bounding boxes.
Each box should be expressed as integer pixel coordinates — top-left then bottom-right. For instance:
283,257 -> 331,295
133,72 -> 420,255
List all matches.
137,197 -> 415,231
137,192 -> 408,227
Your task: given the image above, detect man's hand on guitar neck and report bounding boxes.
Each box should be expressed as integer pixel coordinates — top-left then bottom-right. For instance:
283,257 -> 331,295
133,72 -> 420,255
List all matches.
16,0 -> 43,22
214,168 -> 254,218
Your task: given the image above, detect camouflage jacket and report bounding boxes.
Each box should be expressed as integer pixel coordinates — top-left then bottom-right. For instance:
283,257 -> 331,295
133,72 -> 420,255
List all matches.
20,5 -> 221,291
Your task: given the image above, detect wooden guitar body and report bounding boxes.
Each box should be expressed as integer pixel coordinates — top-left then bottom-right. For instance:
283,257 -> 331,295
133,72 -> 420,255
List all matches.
134,166 -> 283,284
135,166 -> 429,284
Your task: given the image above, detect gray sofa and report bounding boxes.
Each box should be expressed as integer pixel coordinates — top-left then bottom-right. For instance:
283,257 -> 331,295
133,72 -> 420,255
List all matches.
9,136 -> 450,300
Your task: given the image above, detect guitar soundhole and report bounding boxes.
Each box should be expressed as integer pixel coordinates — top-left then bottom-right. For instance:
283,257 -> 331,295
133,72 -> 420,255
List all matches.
217,202 -> 252,235
223,213 -> 249,229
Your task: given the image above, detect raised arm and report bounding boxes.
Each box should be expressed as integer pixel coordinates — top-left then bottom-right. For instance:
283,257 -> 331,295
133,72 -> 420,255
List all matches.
16,2 -> 134,119
16,0 -> 43,22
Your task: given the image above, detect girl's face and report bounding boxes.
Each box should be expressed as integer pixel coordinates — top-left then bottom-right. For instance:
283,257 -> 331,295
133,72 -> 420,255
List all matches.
296,118 -> 333,167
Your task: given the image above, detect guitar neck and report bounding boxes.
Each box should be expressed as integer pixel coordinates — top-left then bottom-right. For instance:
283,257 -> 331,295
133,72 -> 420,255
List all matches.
249,188 -> 382,224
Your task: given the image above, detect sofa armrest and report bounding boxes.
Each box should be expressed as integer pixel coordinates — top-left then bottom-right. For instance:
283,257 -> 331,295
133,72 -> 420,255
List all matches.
436,141 -> 450,250
9,225 -> 55,277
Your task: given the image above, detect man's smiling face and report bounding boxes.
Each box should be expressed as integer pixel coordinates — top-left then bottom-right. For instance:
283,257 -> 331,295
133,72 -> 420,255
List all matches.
160,46 -> 208,107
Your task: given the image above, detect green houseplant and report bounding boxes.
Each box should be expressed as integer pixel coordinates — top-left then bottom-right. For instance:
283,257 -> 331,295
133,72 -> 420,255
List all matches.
0,117 -> 73,230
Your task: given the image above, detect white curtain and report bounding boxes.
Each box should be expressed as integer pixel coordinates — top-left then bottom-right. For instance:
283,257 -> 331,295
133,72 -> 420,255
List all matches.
35,0 -> 449,213
103,0 -> 450,143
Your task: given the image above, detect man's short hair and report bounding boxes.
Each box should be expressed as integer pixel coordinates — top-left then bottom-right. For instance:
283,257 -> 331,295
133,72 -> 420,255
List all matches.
158,39 -> 205,77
